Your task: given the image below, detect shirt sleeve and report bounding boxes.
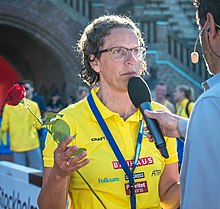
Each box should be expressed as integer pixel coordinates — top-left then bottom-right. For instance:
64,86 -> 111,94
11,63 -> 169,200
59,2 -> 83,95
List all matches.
164,136 -> 178,164
43,132 -> 58,167
181,96 -> 220,208
43,108 -> 76,167
1,105 -> 9,132
151,101 -> 178,164
34,103 -> 42,130
178,118 -> 189,139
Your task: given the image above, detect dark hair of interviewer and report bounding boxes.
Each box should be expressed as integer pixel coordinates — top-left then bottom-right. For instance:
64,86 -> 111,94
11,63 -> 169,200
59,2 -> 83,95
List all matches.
77,15 -> 146,86
194,0 -> 220,27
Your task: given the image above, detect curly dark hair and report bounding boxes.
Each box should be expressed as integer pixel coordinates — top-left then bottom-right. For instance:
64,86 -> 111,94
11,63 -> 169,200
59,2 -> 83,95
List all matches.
194,0 -> 220,26
77,15 -> 146,86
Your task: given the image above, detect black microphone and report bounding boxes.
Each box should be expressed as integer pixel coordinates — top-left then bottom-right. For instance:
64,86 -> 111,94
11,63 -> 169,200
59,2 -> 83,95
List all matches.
128,76 -> 169,159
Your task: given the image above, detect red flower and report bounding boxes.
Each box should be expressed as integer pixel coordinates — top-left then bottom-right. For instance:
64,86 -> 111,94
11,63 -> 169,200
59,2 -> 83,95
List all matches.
5,84 -> 26,106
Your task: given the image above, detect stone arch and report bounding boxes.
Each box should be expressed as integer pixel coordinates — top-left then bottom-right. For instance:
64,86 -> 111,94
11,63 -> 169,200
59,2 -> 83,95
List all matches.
0,56 -> 22,109
49,83 -> 59,96
39,84 -> 48,102
0,1 -> 84,103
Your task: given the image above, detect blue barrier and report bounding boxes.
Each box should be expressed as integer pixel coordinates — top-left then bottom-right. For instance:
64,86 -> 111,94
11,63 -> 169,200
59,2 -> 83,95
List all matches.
0,118 -> 12,154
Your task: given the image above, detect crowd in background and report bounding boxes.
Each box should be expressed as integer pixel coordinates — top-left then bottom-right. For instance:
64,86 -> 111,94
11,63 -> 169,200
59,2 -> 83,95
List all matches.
0,78 -> 195,171
0,80 -> 90,169
153,81 -> 195,170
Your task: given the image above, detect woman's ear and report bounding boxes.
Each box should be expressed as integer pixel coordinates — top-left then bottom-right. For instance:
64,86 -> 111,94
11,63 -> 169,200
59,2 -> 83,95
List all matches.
89,54 -> 100,73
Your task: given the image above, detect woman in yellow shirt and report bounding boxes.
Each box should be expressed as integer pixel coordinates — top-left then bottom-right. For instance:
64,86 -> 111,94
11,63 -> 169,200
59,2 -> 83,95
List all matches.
38,14 -> 180,209
174,85 -> 194,169
174,85 -> 194,118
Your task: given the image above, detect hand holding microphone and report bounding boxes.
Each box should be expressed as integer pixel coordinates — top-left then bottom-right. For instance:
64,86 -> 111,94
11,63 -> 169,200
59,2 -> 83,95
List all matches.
128,76 -> 169,159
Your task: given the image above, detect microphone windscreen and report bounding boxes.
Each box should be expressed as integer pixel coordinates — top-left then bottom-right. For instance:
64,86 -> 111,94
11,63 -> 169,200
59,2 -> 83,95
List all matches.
128,76 -> 151,108
191,51 -> 199,64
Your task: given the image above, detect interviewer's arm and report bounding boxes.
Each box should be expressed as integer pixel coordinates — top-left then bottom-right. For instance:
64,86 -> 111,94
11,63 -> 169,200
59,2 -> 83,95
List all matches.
177,118 -> 189,139
144,109 -> 189,139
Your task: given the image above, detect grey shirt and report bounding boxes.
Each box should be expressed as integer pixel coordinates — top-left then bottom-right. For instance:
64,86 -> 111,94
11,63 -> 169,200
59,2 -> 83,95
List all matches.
178,117 -> 188,139
180,72 -> 220,209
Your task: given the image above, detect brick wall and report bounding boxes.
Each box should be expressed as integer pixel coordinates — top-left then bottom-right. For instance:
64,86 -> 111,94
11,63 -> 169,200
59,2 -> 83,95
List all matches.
0,0 -> 204,104
0,0 -> 86,102
146,53 -> 203,101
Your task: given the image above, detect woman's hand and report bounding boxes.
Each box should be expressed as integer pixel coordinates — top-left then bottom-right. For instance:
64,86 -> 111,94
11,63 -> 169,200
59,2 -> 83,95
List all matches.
53,136 -> 90,178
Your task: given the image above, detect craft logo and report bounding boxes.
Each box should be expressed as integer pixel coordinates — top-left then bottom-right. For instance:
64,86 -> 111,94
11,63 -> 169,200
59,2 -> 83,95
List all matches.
0,187 -> 37,209
98,177 -> 120,183
112,156 -> 154,169
125,172 -> 145,180
125,181 -> 148,195
90,136 -> 106,142
151,169 -> 161,177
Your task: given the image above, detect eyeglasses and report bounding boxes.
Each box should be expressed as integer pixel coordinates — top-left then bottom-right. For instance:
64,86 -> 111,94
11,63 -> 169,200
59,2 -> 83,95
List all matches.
96,46 -> 147,61
25,87 -> 30,90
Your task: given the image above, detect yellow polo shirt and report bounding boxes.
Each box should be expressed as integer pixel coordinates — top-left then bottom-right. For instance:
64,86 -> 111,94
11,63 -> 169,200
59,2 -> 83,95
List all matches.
43,88 -> 178,209
176,98 -> 194,118
163,100 -> 169,108
1,98 -> 41,152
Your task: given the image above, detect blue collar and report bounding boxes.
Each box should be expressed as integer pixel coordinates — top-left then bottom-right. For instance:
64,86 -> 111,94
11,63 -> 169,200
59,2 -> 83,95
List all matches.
202,72 -> 220,91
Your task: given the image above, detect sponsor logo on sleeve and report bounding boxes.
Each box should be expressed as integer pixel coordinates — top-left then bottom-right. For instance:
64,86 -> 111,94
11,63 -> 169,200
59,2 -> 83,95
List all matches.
125,181 -> 148,195
151,169 -> 161,176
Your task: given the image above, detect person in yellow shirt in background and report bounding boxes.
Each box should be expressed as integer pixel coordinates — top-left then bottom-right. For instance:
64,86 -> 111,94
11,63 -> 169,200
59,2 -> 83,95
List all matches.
173,85 -> 194,169
0,107 -> 8,149
1,82 -> 43,170
38,15 -> 180,209
174,85 -> 194,118
154,82 -> 175,113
